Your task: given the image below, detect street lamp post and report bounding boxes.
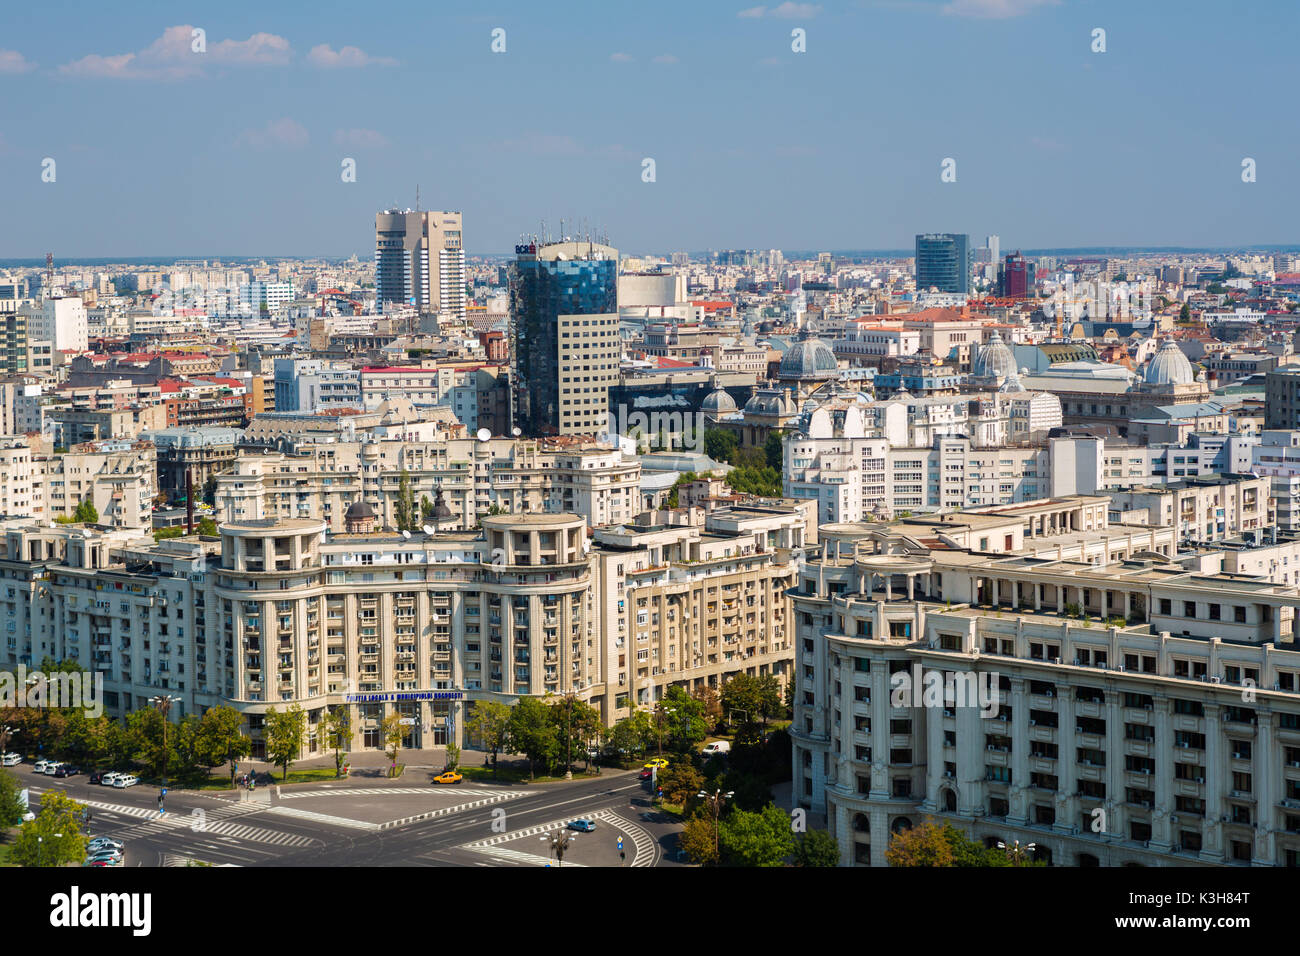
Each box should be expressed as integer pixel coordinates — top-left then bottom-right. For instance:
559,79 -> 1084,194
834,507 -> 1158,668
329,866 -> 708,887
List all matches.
149,695 -> 181,791
997,839 -> 1037,866
541,828 -> 577,867
697,788 -> 734,861
1,725 -> 18,758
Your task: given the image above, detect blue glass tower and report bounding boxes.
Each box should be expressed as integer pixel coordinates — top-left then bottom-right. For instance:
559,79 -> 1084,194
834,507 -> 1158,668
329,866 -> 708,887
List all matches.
915,233 -> 971,295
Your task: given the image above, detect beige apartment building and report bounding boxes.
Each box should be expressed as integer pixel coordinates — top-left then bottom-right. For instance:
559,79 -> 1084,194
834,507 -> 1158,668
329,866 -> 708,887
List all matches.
215,437 -> 641,533
0,504 -> 806,757
0,436 -> 155,526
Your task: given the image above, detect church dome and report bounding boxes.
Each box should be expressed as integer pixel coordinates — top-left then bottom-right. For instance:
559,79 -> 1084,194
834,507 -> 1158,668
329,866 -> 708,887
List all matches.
779,338 -> 838,380
700,388 -> 737,414
973,330 -> 1016,378
1142,338 -> 1194,386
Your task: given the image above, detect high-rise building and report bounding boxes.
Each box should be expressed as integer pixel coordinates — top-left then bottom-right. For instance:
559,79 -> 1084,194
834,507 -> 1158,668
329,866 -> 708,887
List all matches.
915,234 -> 971,295
998,251 -> 1036,298
374,209 -> 465,319
509,239 -> 619,436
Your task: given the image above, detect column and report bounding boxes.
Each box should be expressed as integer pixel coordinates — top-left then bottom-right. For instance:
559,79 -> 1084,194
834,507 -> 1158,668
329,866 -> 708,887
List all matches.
1151,695 -> 1173,852
1200,702 -> 1223,862
906,575 -> 915,601
1255,709 -> 1275,865
1055,683 -> 1075,832
1010,678 -> 1030,823
923,690 -> 944,812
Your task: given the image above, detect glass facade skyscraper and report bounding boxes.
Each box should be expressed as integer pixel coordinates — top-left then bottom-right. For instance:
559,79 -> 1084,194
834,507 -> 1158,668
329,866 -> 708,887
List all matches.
915,233 -> 971,295
509,240 -> 619,436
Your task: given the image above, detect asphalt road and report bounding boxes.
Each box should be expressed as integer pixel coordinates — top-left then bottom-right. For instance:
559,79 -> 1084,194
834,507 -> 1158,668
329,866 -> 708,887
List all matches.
17,764 -> 686,868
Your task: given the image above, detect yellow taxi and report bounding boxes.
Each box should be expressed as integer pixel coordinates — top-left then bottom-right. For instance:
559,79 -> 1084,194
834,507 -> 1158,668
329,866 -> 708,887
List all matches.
643,758 -> 670,770
433,770 -> 464,785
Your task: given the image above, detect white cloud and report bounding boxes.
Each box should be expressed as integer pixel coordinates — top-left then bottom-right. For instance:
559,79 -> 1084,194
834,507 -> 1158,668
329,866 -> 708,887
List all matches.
307,44 -> 397,68
59,26 -> 291,78
652,54 -> 679,64
236,117 -> 309,150
609,52 -> 635,62
941,0 -> 1060,18
333,128 -> 389,149
0,50 -> 36,74
739,2 -> 821,16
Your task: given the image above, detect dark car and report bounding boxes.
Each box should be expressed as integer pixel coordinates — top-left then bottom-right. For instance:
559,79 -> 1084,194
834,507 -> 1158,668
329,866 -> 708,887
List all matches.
54,765 -> 81,778
88,771 -> 106,785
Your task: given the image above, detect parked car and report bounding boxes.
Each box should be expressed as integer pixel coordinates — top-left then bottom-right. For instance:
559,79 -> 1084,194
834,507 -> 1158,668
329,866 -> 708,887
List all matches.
88,837 -> 124,853
54,765 -> 82,778
701,741 -> 731,757
32,759 -> 50,774
1,753 -> 20,766
567,819 -> 597,832
432,770 -> 463,785
99,772 -> 122,786
638,768 -> 654,781
112,774 -> 139,788
88,771 -> 107,785
643,758 -> 669,770
42,762 -> 63,776
84,853 -> 123,868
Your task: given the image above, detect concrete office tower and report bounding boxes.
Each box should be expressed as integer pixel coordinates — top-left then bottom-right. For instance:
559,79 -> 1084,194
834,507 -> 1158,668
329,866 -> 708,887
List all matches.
509,239 -> 619,437
29,295 -> 88,352
986,235 -> 1000,270
915,234 -> 971,295
374,209 -> 466,319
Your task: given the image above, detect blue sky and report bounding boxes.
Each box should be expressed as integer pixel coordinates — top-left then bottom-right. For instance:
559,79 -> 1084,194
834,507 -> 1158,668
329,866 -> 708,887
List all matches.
0,0 -> 1295,258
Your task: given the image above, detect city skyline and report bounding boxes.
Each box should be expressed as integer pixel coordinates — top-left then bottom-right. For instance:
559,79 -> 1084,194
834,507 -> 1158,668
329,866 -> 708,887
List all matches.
2,0 -> 1297,258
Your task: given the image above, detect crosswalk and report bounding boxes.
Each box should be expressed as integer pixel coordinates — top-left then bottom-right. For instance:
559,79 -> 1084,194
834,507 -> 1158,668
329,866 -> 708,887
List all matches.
264,805 -> 380,831
278,787 -> 514,800
83,797 -> 318,848
461,809 -> 659,867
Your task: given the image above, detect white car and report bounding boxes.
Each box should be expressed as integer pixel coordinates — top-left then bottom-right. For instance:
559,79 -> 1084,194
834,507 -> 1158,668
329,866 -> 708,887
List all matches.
33,759 -> 50,774
98,771 -> 121,786
88,838 -> 124,853
112,774 -> 139,788
1,753 -> 20,766
42,762 -> 63,776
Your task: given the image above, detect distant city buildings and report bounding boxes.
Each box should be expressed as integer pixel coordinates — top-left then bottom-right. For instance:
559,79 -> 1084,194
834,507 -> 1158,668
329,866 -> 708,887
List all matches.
915,233 -> 971,295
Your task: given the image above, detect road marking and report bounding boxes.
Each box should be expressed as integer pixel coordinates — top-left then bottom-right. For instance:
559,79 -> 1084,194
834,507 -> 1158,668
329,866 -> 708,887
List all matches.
468,845 -> 585,867
278,787 -> 513,800
601,812 -> 658,867
263,805 -> 379,831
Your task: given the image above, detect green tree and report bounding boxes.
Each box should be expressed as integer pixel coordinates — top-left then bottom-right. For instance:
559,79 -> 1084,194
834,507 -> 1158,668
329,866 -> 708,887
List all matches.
680,811 -> 721,865
196,517 -> 218,536
609,711 -> 653,762
794,829 -> 841,867
381,711 -> 406,772
321,705 -> 352,777
201,474 -> 218,505
445,742 -> 461,771
466,701 -> 511,774
704,428 -> 738,464
1179,302 -> 1191,322
263,705 -> 306,781
196,706 -> 249,786
723,464 -> 782,498
658,762 -> 704,806
763,430 -> 786,471
720,803 -> 796,867
549,695 -> 601,772
659,685 -> 708,755
0,767 -> 25,826
125,707 -> 171,781
885,819 -> 960,867
10,790 -> 87,867
506,697 -> 559,779
394,470 -> 415,531
72,498 -> 99,523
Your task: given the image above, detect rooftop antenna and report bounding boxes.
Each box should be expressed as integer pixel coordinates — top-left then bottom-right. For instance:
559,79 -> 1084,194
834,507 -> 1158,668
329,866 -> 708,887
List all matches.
415,184 -> 420,212
46,252 -> 53,290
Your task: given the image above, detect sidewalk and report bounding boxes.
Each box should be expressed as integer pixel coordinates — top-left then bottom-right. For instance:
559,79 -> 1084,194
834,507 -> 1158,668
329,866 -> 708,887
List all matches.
236,747 -> 528,777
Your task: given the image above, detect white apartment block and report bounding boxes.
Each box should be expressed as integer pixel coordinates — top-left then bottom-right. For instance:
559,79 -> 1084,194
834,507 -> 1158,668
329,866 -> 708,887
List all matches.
792,515 -> 1300,868
1108,475 -> 1270,544
215,437 -> 641,532
0,436 -> 155,526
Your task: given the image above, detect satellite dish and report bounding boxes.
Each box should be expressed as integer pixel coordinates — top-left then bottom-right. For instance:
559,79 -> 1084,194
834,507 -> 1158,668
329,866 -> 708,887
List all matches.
401,530 -> 411,539
511,426 -> 522,437
422,525 -> 436,535
476,427 -> 492,442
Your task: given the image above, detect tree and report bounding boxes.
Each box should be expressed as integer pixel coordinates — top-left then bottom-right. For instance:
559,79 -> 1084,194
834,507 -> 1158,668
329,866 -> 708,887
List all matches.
445,742 -> 461,771
1179,303 -> 1191,322
763,430 -> 786,471
723,464 -> 782,498
884,819 -> 955,867
466,701 -> 511,774
201,474 -> 218,506
506,697 -> 559,779
692,685 -> 723,731
680,811 -> 721,865
381,711 -> 406,771
720,803 -> 796,867
609,711 -> 653,762
72,498 -> 99,524
126,707 -> 171,781
550,695 -> 601,772
420,495 -> 435,522
794,829 -> 841,867
704,428 -> 738,464
0,767 -> 24,826
658,686 -> 708,755
196,517 -> 218,536
10,789 -> 87,867
658,762 -> 704,806
321,705 -> 352,777
666,471 -> 698,509
196,706 -> 249,786
263,705 -> 306,781
394,470 -> 416,531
